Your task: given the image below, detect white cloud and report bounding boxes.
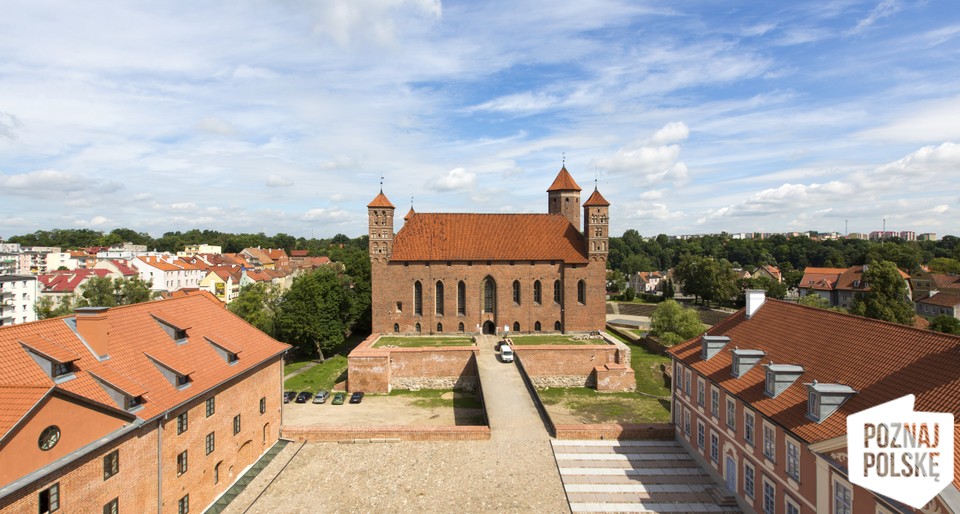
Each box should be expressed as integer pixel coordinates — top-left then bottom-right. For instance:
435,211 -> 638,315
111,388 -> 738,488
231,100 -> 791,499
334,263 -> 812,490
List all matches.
650,122 -> 689,145
429,167 -> 476,192
0,169 -> 87,194
232,65 -> 278,80
301,208 -> 351,222
196,116 -> 236,135
0,111 -> 22,141
595,123 -> 691,187
848,0 -> 902,35
638,189 -> 665,200
469,92 -> 561,114
266,174 -> 294,187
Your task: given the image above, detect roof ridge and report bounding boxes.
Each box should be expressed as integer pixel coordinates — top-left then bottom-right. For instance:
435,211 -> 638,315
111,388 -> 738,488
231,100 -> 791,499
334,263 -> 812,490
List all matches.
770,298 -> 960,339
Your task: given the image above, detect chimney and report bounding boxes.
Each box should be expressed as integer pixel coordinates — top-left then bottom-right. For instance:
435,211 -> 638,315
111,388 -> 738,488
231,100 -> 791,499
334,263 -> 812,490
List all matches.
700,334 -> 730,361
745,289 -> 766,319
75,307 -> 110,358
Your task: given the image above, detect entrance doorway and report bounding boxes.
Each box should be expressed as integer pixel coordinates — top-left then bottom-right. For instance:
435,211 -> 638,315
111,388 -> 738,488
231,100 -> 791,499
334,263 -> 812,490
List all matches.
482,320 -> 496,334
725,455 -> 737,491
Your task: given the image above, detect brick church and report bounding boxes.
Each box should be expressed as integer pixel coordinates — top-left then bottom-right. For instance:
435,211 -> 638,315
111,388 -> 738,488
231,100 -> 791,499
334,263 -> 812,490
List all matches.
368,166 -> 609,335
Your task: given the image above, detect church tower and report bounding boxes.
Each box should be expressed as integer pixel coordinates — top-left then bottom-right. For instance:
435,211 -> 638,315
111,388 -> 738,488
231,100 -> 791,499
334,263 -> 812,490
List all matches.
583,186 -> 610,261
367,190 -> 395,260
547,166 -> 582,228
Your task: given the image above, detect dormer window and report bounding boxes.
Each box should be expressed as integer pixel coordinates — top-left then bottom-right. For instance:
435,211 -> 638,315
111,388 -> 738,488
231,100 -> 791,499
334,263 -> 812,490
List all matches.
700,335 -> 730,361
806,382 -> 857,423
176,374 -> 190,387
205,336 -> 242,365
52,361 -> 73,378
764,369 -> 775,396
731,349 -> 765,378
764,364 -> 804,398
807,390 -> 820,418
152,314 -> 191,344
125,395 -> 143,410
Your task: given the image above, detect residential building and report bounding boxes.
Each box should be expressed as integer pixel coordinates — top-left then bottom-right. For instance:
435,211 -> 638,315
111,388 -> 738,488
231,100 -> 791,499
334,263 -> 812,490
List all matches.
668,291 -> 960,514
18,247 -> 60,275
915,291 -> 960,319
910,269 -> 960,299
751,265 -> 782,283
131,256 -> 204,294
178,244 -> 223,257
900,230 -> 916,241
0,292 -> 290,513
199,267 -> 242,303
369,166 -> 608,335
798,265 -> 910,308
36,269 -> 114,308
629,271 -> 663,293
918,233 -> 937,241
0,275 -> 38,326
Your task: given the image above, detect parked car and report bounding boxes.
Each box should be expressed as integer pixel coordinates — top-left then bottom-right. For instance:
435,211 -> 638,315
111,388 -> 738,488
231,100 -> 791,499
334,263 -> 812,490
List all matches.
295,391 -> 313,403
312,390 -> 330,404
349,392 -> 365,404
332,392 -> 346,405
283,391 -> 296,403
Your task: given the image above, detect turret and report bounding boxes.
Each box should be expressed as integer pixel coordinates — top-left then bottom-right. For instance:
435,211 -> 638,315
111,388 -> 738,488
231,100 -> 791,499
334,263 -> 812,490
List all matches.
547,166 -> 581,228
583,187 -> 609,260
367,191 -> 395,259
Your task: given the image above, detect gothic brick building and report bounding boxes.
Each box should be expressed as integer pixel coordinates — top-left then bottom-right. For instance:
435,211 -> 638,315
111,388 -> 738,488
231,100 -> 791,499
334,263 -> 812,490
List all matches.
368,167 -> 609,335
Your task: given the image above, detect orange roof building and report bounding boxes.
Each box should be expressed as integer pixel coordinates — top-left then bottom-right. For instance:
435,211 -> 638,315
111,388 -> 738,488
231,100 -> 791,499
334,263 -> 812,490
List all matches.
0,292 -> 289,512
368,166 -> 609,336
668,293 -> 960,513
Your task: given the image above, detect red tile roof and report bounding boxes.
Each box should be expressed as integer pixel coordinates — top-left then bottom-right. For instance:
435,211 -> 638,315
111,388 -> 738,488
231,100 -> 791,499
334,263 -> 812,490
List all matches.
583,188 -> 610,207
391,213 -> 588,263
136,256 -> 182,272
38,269 -> 111,293
798,267 -> 846,291
932,273 -> 960,290
835,265 -> 909,291
916,292 -> 960,308
18,334 -> 80,363
367,191 -> 395,208
668,300 -> 960,486
546,166 -> 582,192
404,207 -> 416,221
0,292 -> 290,439
290,250 -> 309,258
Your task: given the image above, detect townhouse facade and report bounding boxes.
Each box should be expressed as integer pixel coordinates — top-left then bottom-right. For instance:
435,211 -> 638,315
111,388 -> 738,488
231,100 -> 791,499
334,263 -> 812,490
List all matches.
0,293 -> 289,514
668,292 -> 959,514
0,275 -> 38,327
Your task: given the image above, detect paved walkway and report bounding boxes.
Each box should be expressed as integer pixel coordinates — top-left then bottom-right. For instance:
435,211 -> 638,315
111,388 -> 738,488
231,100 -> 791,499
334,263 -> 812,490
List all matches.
475,334 -> 551,441
551,440 -> 741,513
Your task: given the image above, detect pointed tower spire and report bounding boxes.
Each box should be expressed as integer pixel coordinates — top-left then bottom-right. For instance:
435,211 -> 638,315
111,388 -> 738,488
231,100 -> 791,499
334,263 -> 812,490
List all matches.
547,164 -> 582,227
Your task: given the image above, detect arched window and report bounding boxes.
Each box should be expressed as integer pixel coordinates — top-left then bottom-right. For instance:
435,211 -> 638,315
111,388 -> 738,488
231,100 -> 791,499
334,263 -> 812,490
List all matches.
577,280 -> 586,304
554,321 -> 561,331
513,321 -> 520,332
512,280 -> 521,304
458,322 -> 464,333
415,322 -> 421,333
437,323 -> 443,333
457,281 -> 466,315
533,280 -> 542,304
414,281 -> 423,315
553,280 -> 561,303
483,278 -> 496,313
393,323 -> 399,333
534,321 -> 542,332
436,281 -> 444,315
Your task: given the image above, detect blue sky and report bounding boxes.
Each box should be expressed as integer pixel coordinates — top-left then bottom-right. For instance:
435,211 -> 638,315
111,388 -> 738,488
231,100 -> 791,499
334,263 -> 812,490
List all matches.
1,0 -> 959,240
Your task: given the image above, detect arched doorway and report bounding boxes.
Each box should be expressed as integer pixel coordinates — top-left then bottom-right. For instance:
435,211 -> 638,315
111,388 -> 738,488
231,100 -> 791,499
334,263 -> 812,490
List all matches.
482,320 -> 496,334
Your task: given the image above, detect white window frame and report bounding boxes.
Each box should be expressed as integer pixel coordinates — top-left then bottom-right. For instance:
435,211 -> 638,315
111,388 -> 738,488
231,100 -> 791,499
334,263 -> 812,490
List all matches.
785,495 -> 801,514
762,476 -> 776,514
763,421 -> 776,462
726,398 -> 736,431
683,407 -> 691,436
711,388 -> 720,418
697,377 -> 705,407
697,420 -> 705,451
744,410 -> 755,446
743,460 -> 755,500
684,368 -> 691,395
710,430 -> 719,464
833,475 -> 853,514
786,437 -> 801,481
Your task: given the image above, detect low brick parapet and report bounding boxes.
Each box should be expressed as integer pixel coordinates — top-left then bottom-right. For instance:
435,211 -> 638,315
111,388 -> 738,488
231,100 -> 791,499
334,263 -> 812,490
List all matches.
281,425 -> 490,442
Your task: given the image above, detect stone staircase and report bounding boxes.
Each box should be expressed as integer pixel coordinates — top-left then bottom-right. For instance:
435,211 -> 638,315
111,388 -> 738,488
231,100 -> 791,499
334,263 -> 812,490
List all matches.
204,440 -> 290,514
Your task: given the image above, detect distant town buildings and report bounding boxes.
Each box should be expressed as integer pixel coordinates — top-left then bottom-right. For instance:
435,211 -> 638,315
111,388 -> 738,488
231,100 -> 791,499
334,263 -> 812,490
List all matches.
0,275 -> 38,326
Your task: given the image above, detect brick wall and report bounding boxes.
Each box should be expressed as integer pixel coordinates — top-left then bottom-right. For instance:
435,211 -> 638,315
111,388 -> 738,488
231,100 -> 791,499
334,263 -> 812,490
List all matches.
281,425 -> 490,442
347,335 -> 478,393
514,345 -> 620,376
371,259 -> 606,335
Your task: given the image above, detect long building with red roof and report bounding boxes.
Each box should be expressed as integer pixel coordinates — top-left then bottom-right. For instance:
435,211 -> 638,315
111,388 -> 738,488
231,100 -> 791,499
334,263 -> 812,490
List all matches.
367,166 -> 609,335
0,292 -> 289,513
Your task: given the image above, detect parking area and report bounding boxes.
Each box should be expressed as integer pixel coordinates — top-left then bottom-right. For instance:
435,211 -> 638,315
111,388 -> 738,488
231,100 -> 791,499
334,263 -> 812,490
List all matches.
551,440 -> 741,513
281,391 -> 485,426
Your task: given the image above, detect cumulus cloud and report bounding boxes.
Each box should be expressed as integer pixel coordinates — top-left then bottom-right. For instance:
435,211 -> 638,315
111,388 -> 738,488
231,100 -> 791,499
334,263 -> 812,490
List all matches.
595,123 -> 691,187
429,167 -> 476,192
302,208 -> 351,222
0,169 -> 87,194
310,0 -> 442,47
266,174 -> 294,187
698,181 -> 854,223
650,122 -> 689,145
630,203 -> 685,221
639,189 -> 666,201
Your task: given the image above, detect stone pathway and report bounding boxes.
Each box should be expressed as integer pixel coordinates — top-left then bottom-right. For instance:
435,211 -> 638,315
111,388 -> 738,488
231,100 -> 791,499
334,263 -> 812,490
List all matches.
475,334 -> 551,441
551,440 -> 741,513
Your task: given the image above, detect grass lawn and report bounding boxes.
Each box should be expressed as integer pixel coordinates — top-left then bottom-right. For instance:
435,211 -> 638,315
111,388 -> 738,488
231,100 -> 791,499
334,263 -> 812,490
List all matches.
284,355 -> 348,392
508,335 -> 606,345
606,329 -> 671,397
538,387 -> 670,423
373,336 -> 475,348
387,389 -> 483,410
283,360 -> 314,376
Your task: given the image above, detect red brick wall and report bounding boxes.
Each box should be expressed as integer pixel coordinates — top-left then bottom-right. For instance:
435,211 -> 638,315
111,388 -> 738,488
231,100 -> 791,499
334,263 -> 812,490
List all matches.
347,335 -> 478,393
348,354 -> 391,393
371,259 -> 606,335
515,345 -> 620,376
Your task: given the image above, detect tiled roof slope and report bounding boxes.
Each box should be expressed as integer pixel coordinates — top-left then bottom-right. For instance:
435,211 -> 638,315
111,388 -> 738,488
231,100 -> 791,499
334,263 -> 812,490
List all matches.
669,300 -> 960,487
917,292 -> 960,307
367,191 -> 395,208
0,386 -> 50,438
836,265 -> 909,290
932,273 -> 960,290
583,188 -> 610,207
546,166 -> 582,192
391,213 -> 588,263
0,293 -> 290,439
798,267 -> 845,291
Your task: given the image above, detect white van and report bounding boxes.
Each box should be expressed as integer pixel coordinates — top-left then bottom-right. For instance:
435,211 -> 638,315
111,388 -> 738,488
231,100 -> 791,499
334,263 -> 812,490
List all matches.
500,343 -> 514,363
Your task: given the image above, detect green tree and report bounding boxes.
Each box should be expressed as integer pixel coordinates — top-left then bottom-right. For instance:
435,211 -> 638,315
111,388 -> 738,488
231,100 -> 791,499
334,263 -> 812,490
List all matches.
275,267 -> 352,357
606,270 -> 626,295
650,299 -> 706,346
927,257 -> 960,274
674,254 -> 737,306
798,293 -> 832,309
34,295 -> 76,319
76,276 -> 118,307
849,260 -> 915,325
229,283 -> 279,336
737,276 -> 787,305
929,315 -> 960,335
623,287 -> 636,302
116,276 -> 155,304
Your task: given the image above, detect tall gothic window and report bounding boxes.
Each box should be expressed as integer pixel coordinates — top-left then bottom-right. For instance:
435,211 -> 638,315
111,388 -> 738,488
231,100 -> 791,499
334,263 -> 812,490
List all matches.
512,280 -> 521,304
483,278 -> 496,313
435,281 -> 444,315
553,280 -> 561,303
577,280 -> 586,304
457,281 -> 465,315
533,280 -> 542,304
414,281 -> 423,315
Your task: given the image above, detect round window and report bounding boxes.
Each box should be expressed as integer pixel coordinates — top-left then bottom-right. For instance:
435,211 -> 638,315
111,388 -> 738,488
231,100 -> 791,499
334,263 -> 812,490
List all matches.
38,425 -> 61,451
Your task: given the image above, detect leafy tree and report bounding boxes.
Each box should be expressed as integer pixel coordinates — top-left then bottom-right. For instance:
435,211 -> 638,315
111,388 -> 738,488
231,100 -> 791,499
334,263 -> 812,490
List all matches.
116,276 -> 155,304
76,276 -> 118,307
623,287 -> 636,302
229,283 -> 279,336
737,276 -> 787,305
929,315 -> 960,335
34,295 -> 75,319
275,267 -> 352,357
798,293 -> 832,309
606,270 -> 626,295
650,299 -> 706,346
663,279 -> 675,299
849,260 -> 915,325
674,254 -> 737,306
927,257 -> 960,275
